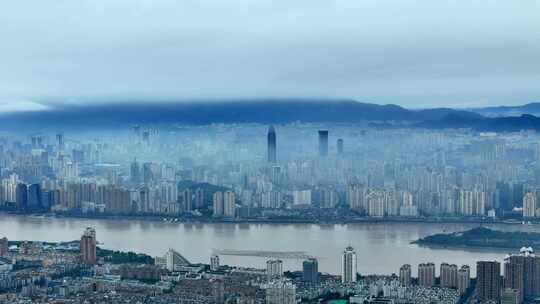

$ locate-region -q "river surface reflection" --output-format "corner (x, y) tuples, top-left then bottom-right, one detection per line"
(2, 214), (537, 275)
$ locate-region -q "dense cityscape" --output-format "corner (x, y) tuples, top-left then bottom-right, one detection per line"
(1, 124), (540, 303)
(1, 125), (540, 222)
(1, 0), (538, 302)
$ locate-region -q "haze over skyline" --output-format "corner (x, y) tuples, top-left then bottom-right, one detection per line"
(1, 0), (539, 112)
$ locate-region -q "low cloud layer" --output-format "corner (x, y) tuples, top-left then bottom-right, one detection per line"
(1, 0), (539, 111)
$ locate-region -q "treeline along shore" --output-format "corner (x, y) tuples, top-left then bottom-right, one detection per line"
(412, 227), (540, 249)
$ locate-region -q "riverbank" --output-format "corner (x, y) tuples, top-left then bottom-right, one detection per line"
(0, 210), (531, 226)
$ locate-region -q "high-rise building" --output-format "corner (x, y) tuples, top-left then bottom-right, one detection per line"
(347, 184), (366, 211)
(504, 247), (540, 300)
(337, 138), (344, 155)
(267, 259), (283, 280)
(342, 246), (357, 283)
(418, 263), (436, 287)
(440, 263), (458, 288)
(270, 166), (281, 185)
(318, 130), (329, 157)
(80, 227), (97, 264)
(180, 188), (192, 211)
(0, 237), (8, 256)
(195, 188), (205, 209)
(265, 279), (296, 304)
(457, 265), (471, 295)
(27, 184), (42, 211)
(213, 191), (224, 217)
(210, 254), (220, 271)
(367, 191), (385, 217)
(15, 183), (28, 211)
(130, 159), (140, 184)
(523, 192), (537, 218)
(399, 264), (412, 286)
(505, 255), (524, 303)
(223, 190), (236, 217)
(267, 126), (277, 163)
(477, 261), (501, 302)
(56, 133), (64, 151)
(302, 258), (319, 284)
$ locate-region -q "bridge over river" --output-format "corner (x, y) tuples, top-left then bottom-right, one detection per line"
(213, 249), (317, 260)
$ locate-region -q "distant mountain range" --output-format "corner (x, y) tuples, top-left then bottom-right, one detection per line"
(470, 102), (540, 117)
(0, 99), (539, 132)
(418, 113), (540, 132)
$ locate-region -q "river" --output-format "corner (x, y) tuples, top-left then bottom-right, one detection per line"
(1, 214), (538, 276)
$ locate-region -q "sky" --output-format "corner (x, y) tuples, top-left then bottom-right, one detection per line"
(1, 0), (539, 112)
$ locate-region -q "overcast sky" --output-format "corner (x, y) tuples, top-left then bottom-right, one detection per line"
(1, 0), (539, 112)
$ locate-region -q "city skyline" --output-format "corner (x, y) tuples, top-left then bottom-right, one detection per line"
(0, 1), (538, 302)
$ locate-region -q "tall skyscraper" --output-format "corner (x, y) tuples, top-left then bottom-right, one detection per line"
(56, 133), (64, 151)
(505, 255), (524, 303)
(0, 237), (8, 256)
(337, 138), (344, 155)
(142, 162), (154, 184)
(267, 259), (283, 280)
(271, 166), (281, 185)
(318, 130), (329, 157)
(440, 263), (458, 288)
(80, 227), (97, 264)
(504, 247), (540, 300)
(223, 190), (236, 217)
(302, 258), (319, 284)
(195, 188), (205, 209)
(267, 126), (277, 163)
(27, 184), (42, 211)
(213, 191), (224, 217)
(399, 264), (412, 286)
(15, 183), (28, 211)
(341, 246), (357, 283)
(130, 159), (140, 184)
(523, 192), (536, 218)
(418, 263), (436, 287)
(477, 261), (501, 302)
(180, 188), (192, 211)
(457, 265), (471, 295)
(210, 254), (220, 271)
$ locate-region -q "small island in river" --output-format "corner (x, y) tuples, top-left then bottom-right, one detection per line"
(412, 226), (540, 249)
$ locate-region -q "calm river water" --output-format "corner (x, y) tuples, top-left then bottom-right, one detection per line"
(1, 214), (538, 276)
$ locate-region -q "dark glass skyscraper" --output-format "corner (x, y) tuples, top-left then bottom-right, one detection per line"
(28, 184), (42, 211)
(267, 126), (277, 163)
(15, 183), (28, 211)
(318, 130), (328, 157)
